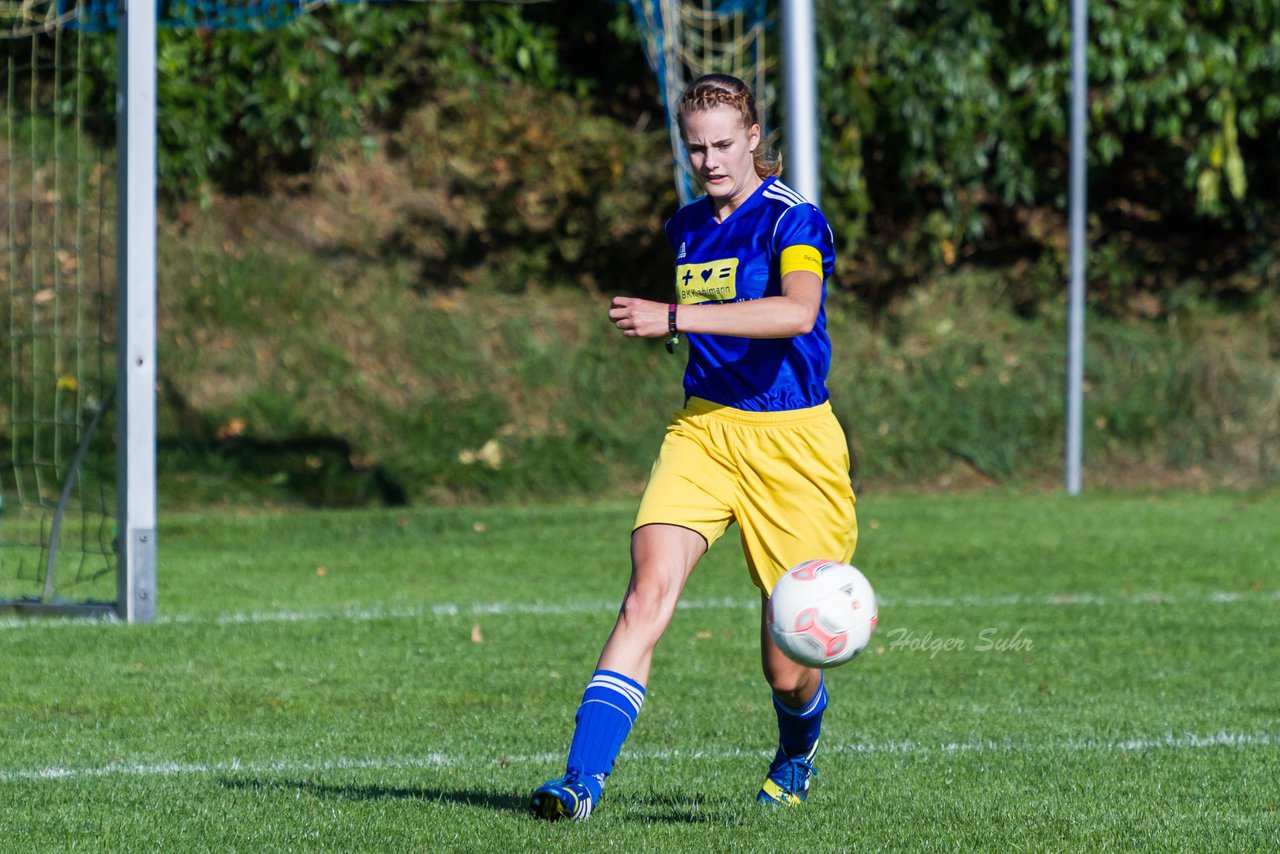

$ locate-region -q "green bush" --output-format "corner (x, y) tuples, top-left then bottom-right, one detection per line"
(818, 0), (1280, 304)
(387, 81), (673, 294)
(73, 2), (577, 198)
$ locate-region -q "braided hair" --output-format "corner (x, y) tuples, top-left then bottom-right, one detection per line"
(677, 73), (782, 179)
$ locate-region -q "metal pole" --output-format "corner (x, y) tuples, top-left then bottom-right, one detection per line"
(1065, 0), (1088, 496)
(781, 0), (820, 205)
(116, 0), (158, 622)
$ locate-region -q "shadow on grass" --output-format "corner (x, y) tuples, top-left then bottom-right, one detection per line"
(217, 777), (523, 813)
(217, 777), (738, 823)
(620, 790), (754, 824)
(618, 805), (741, 824)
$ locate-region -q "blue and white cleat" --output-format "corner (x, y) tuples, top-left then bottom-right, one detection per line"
(528, 774), (600, 821)
(756, 744), (819, 806)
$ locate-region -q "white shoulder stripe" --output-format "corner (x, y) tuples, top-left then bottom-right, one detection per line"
(770, 204), (835, 250)
(763, 180), (808, 207)
(764, 180), (829, 249)
(762, 185), (803, 206)
(762, 189), (799, 208)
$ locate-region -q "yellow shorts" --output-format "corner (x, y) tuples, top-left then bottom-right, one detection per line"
(634, 397), (858, 594)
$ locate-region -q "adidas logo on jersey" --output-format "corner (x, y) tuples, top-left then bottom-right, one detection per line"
(677, 241), (687, 260)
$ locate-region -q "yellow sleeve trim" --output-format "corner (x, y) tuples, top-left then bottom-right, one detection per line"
(780, 244), (825, 281)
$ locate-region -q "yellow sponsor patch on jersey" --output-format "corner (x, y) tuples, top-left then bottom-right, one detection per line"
(780, 244), (824, 281)
(676, 258), (739, 304)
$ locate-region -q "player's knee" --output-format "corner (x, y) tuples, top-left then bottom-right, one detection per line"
(765, 673), (805, 700)
(762, 661), (813, 701)
(618, 577), (679, 628)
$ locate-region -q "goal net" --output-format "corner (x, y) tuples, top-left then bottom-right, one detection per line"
(1, 1), (118, 616)
(1, 0), (316, 620)
(627, 0), (776, 204)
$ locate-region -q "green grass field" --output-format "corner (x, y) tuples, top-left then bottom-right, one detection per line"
(2, 491), (1278, 851)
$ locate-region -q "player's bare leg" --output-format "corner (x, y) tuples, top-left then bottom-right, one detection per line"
(595, 523), (707, 684)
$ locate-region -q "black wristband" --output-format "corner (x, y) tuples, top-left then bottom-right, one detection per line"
(665, 303), (679, 354)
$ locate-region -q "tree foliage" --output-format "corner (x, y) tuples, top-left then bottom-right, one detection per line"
(819, 0), (1280, 310)
(70, 2), (582, 196)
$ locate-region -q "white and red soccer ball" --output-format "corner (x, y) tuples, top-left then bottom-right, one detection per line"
(767, 560), (878, 668)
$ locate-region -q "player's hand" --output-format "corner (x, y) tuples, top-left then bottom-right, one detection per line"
(609, 296), (670, 339)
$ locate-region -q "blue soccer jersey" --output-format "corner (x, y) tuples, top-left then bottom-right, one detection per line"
(663, 176), (836, 412)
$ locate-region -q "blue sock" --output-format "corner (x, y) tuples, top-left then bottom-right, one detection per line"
(774, 675), (827, 758)
(565, 669), (646, 798)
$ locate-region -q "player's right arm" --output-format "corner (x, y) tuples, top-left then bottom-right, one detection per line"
(609, 274), (820, 340)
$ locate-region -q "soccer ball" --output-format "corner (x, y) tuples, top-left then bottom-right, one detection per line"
(767, 560), (878, 668)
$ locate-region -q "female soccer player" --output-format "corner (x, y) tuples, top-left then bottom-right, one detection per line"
(529, 73), (857, 821)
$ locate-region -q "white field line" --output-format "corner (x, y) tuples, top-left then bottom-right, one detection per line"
(2, 731), (1277, 784)
(3, 588), (1279, 631)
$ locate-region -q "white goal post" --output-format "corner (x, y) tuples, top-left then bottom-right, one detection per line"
(115, 0), (158, 622)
